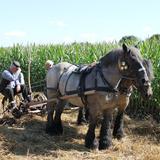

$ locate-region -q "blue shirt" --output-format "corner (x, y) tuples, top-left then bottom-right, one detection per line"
(1, 70), (20, 88)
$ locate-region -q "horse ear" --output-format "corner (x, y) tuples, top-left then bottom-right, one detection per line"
(134, 45), (138, 48)
(122, 44), (130, 58)
(122, 43), (128, 52)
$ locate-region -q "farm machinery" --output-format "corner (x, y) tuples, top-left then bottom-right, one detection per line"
(0, 92), (48, 119)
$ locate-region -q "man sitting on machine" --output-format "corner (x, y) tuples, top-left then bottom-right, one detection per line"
(0, 61), (30, 118)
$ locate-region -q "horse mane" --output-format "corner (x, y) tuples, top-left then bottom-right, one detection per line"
(129, 46), (144, 61)
(99, 48), (122, 67)
(143, 59), (154, 81)
(99, 46), (145, 68)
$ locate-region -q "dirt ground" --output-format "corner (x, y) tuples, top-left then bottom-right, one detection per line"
(0, 100), (159, 160)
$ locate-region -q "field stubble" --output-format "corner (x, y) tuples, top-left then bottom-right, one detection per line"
(0, 102), (159, 160)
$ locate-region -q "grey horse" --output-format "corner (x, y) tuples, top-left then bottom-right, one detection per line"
(45, 44), (153, 150)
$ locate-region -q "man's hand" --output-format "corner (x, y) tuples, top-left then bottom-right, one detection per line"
(16, 85), (21, 93)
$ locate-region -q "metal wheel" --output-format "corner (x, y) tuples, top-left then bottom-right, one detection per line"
(0, 94), (23, 117)
(28, 92), (47, 116)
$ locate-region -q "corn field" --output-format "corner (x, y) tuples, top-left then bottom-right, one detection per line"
(0, 40), (160, 120)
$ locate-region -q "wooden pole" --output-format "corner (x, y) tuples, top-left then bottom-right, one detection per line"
(28, 47), (32, 94)
(60, 90), (96, 99)
(27, 90), (96, 108)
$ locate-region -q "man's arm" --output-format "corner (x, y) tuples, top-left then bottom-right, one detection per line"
(1, 70), (15, 81)
(2, 70), (20, 86)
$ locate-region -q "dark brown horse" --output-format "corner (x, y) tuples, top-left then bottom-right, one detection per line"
(45, 44), (153, 150)
(112, 58), (154, 140)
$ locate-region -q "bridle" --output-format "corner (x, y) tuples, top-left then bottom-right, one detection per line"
(118, 58), (148, 81)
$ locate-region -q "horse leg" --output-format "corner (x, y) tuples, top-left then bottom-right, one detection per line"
(99, 110), (113, 150)
(52, 100), (66, 135)
(85, 113), (98, 149)
(77, 107), (88, 125)
(85, 107), (89, 121)
(113, 110), (125, 139)
(46, 100), (56, 135)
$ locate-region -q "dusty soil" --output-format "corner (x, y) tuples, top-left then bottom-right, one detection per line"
(0, 97), (159, 160)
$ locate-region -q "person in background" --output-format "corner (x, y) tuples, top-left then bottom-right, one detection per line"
(45, 60), (54, 71)
(44, 60), (54, 96)
(0, 61), (30, 118)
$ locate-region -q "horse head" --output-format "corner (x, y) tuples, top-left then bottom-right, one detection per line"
(118, 44), (154, 99)
(132, 59), (154, 99)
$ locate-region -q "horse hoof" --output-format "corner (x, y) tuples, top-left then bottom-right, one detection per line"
(113, 133), (125, 140)
(45, 127), (55, 136)
(46, 126), (63, 136)
(113, 131), (125, 140)
(99, 144), (111, 150)
(85, 139), (99, 150)
(99, 140), (112, 150)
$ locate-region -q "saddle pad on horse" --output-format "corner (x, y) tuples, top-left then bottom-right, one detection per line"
(47, 62), (116, 98)
(59, 65), (93, 96)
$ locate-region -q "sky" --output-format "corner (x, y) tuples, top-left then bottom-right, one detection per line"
(0, 0), (159, 47)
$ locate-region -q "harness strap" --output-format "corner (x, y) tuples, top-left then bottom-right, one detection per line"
(58, 65), (73, 96)
(77, 65), (94, 106)
(57, 63), (118, 105)
(96, 64), (117, 92)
